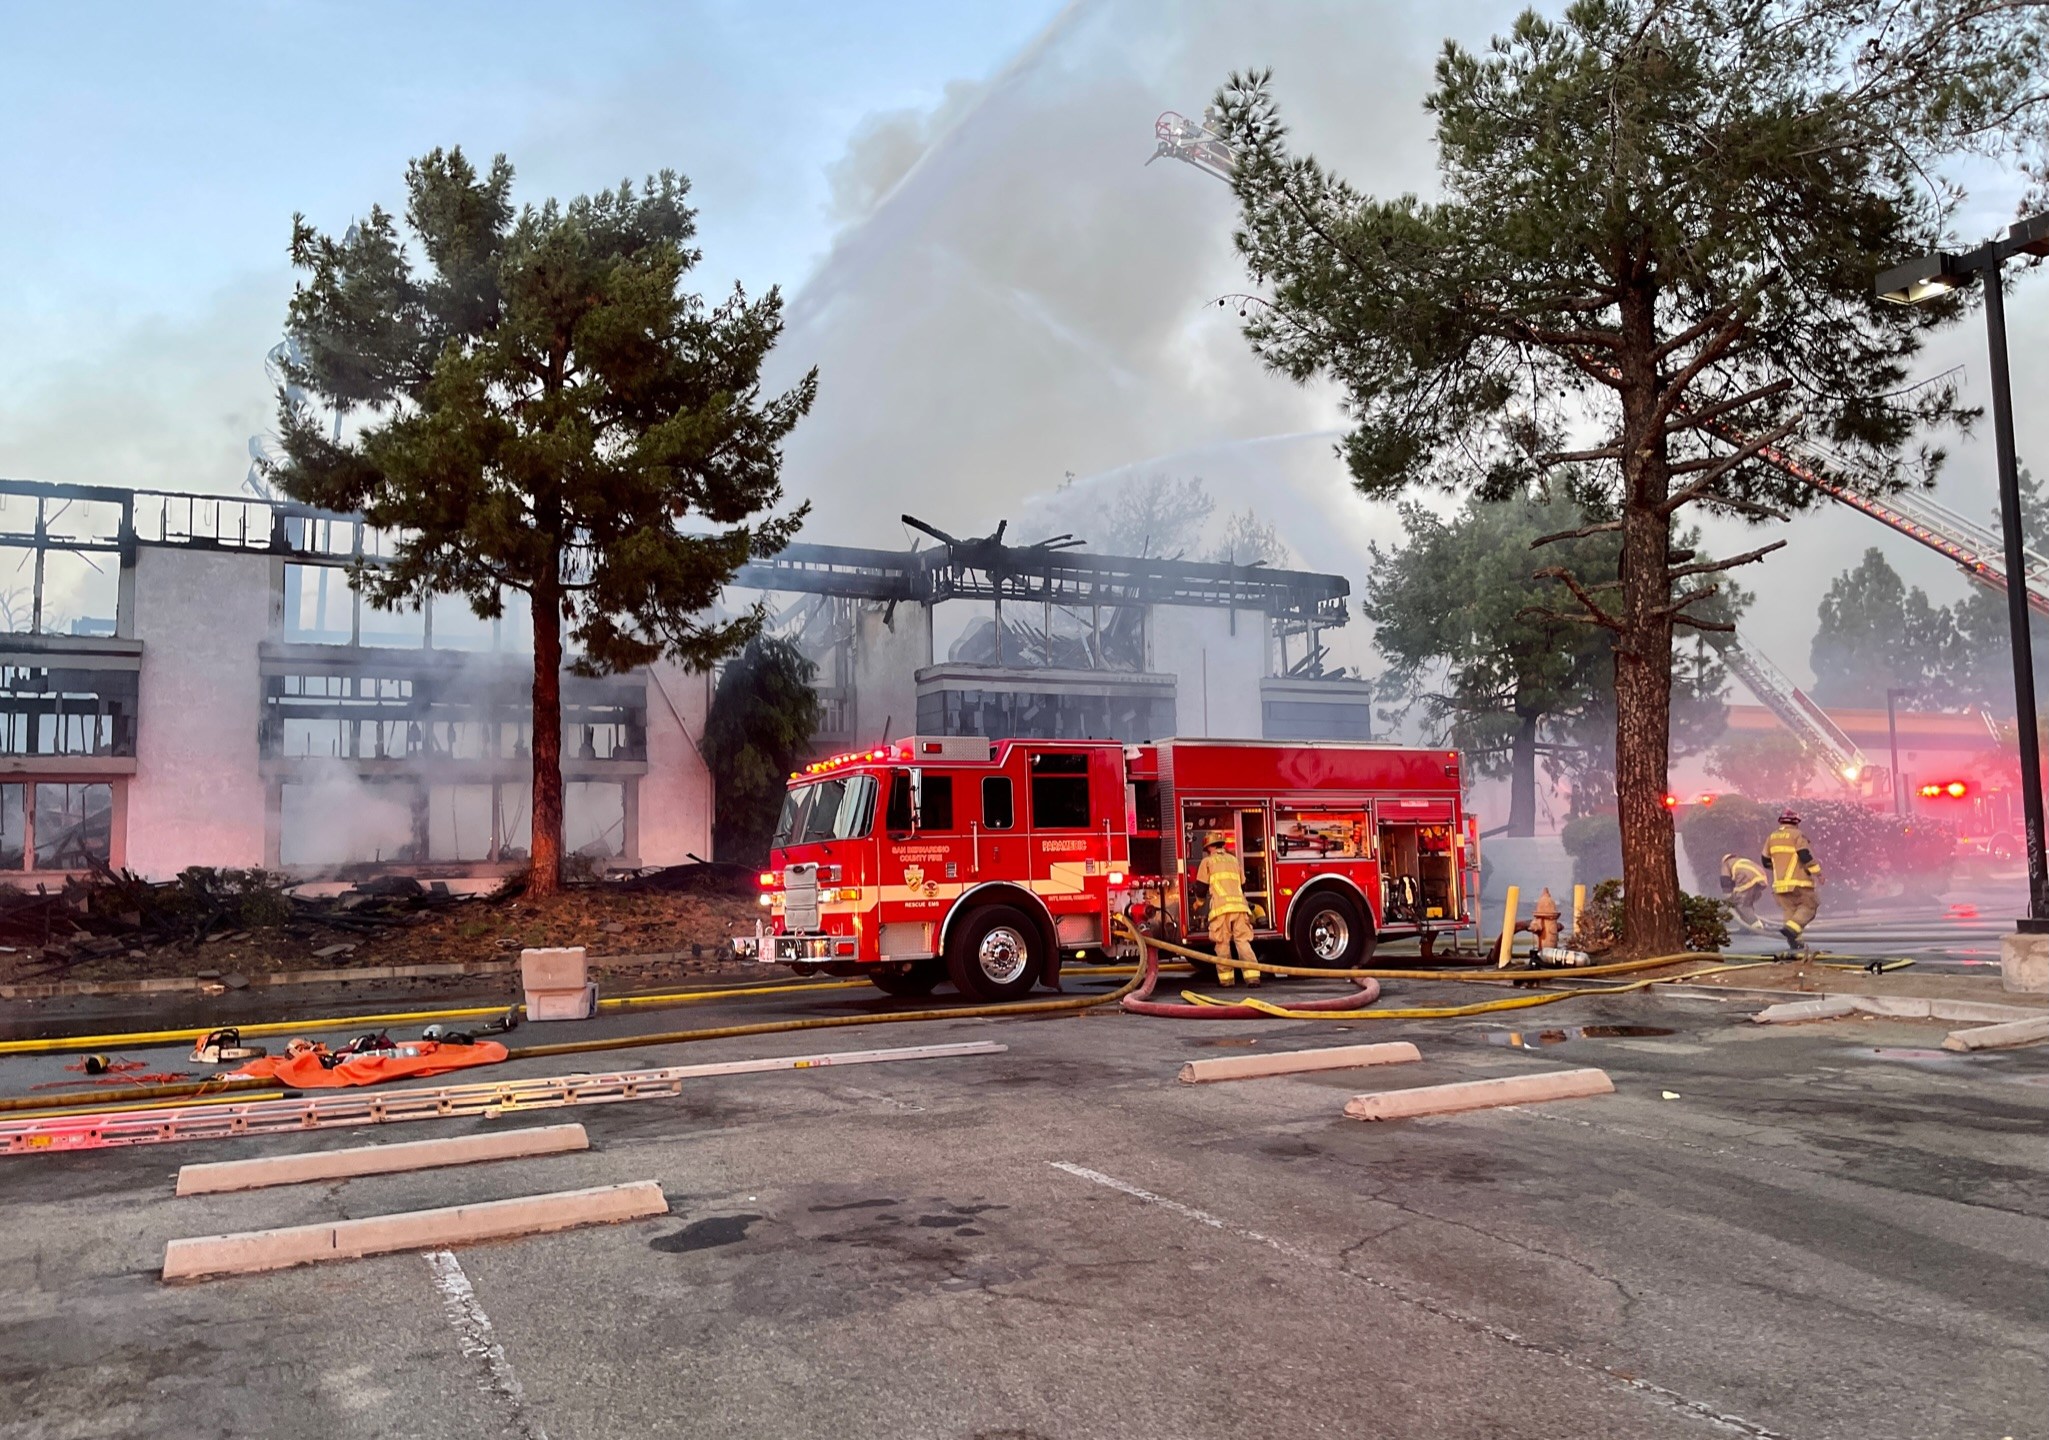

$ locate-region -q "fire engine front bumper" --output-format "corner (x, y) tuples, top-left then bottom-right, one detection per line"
(732, 924), (859, 963)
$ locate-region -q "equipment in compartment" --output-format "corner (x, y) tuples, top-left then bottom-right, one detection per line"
(1378, 815), (1457, 923)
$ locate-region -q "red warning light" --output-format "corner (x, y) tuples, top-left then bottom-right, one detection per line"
(1917, 780), (1971, 799)
(1696, 792), (1716, 807)
(1661, 793), (1680, 809)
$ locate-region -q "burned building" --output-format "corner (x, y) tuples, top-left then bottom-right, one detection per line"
(0, 478), (711, 884)
(0, 482), (1368, 886)
(734, 518), (1373, 755)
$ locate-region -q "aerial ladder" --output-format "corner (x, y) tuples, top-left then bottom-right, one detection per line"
(1706, 424), (2049, 616)
(1713, 634), (1869, 788)
(1149, 110), (1236, 183)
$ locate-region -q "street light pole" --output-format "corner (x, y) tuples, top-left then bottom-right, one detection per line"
(1980, 255), (2049, 926)
(1879, 211), (2049, 933)
(1885, 687), (1907, 818)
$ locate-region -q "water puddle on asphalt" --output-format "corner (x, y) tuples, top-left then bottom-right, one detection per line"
(1486, 1025), (1675, 1050)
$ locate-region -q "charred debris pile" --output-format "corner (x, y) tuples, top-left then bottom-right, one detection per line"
(0, 861), (761, 984)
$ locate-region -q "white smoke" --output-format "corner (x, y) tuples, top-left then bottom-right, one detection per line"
(278, 762), (416, 868)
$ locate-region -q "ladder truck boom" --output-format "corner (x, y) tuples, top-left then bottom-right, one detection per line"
(1149, 110), (1236, 183)
(1701, 420), (2049, 617)
(1713, 634), (1869, 789)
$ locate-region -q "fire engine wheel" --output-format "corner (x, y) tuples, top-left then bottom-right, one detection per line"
(1289, 890), (1373, 969)
(945, 905), (1044, 1002)
(868, 960), (946, 998)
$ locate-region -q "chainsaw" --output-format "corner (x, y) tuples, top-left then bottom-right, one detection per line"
(189, 1027), (268, 1065)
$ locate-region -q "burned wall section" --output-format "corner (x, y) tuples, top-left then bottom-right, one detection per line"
(258, 642), (650, 871)
(127, 545), (271, 875)
(0, 478), (717, 884)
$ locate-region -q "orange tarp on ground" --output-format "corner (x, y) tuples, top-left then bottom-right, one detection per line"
(229, 1041), (509, 1089)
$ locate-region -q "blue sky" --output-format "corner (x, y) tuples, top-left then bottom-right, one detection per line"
(0, 0), (1061, 376)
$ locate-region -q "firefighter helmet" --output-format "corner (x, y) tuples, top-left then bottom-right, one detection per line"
(1777, 809), (1801, 825)
(1203, 830), (1231, 850)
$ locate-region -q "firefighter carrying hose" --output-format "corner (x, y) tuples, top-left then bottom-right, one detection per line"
(1765, 809), (1823, 954)
(1192, 830), (1259, 987)
(1718, 852), (1771, 933)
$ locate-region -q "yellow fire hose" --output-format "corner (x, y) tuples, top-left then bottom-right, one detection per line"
(0, 916), (1808, 1118)
(0, 960), (1156, 1114)
(1118, 923), (1721, 985)
(0, 976), (875, 1059)
(1218, 963), (1773, 1019)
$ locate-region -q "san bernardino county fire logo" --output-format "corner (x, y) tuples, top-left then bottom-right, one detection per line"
(902, 864), (939, 898)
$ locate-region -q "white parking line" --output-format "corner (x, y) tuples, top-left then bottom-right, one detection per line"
(425, 1249), (550, 1440)
(1049, 1161), (1789, 1440)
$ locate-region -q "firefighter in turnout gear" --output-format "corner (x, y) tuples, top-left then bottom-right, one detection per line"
(1765, 810), (1822, 953)
(1194, 831), (1259, 987)
(1718, 853), (1771, 933)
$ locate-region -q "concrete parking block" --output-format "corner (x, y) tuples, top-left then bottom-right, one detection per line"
(1941, 1015), (2049, 1052)
(161, 1179), (666, 1281)
(1178, 1042), (1421, 1084)
(174, 1124), (590, 1196)
(1752, 996), (1860, 1024)
(1344, 1068), (1613, 1121)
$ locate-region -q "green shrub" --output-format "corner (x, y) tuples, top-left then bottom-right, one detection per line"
(1678, 796), (1772, 890)
(1579, 878), (1729, 953)
(1560, 814), (1622, 886)
(1785, 799), (1957, 900)
(1682, 795), (1959, 900)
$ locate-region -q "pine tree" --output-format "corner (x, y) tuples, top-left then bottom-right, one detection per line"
(700, 637), (823, 864)
(1948, 467), (2049, 712)
(272, 149), (816, 894)
(1211, 3), (2045, 952)
(1810, 549), (1958, 707)
(1365, 495), (1615, 837)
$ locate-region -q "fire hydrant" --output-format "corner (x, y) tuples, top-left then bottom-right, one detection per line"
(1529, 888), (1562, 951)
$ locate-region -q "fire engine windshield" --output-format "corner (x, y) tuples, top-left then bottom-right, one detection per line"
(773, 775), (878, 847)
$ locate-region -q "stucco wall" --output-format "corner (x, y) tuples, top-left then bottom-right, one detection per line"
(853, 601), (931, 745)
(637, 660), (714, 866)
(125, 548), (274, 877)
(1148, 605), (1266, 739)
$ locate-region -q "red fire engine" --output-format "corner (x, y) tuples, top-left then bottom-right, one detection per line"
(737, 736), (1476, 1001)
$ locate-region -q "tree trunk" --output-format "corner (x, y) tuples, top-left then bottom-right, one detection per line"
(528, 556), (565, 898)
(1612, 290), (1686, 956)
(1507, 705), (1540, 838)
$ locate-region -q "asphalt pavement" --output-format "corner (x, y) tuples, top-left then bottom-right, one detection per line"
(1, 961), (2045, 1440)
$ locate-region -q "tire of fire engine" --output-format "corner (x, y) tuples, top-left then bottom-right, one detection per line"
(1288, 889), (1373, 970)
(945, 905), (1045, 1002)
(868, 960), (946, 998)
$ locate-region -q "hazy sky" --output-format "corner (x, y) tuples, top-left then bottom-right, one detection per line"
(2, 0), (2045, 691)
(0, 0), (1055, 339)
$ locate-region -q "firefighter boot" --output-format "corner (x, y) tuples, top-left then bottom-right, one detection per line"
(1781, 924), (1807, 957)
(1215, 962), (1237, 987)
(1242, 956), (1261, 987)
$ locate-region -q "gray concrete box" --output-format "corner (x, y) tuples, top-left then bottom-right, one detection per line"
(2001, 931), (2049, 993)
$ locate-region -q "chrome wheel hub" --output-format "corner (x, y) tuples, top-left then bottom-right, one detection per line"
(976, 925), (1030, 984)
(1310, 910), (1350, 961)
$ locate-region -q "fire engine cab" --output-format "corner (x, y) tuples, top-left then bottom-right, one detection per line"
(736, 736), (1476, 1002)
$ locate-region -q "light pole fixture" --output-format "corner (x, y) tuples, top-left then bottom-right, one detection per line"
(1884, 687), (1912, 818)
(1879, 211), (2049, 930)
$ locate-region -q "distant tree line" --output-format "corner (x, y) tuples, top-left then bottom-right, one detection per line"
(1806, 469), (2048, 713)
